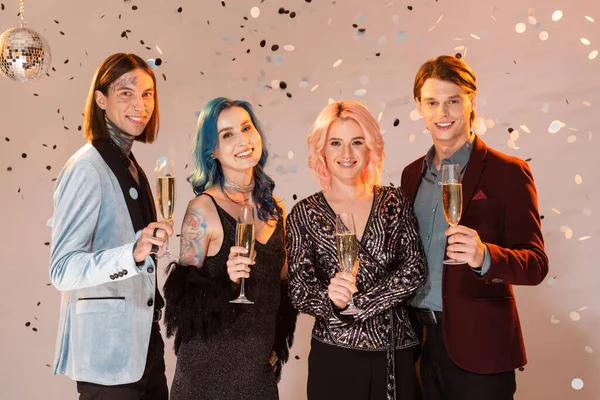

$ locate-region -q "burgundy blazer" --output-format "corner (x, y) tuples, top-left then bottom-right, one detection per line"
(401, 136), (549, 374)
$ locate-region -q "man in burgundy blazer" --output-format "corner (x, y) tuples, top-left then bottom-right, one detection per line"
(401, 55), (549, 400)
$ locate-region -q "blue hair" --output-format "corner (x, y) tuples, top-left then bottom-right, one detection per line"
(188, 97), (282, 222)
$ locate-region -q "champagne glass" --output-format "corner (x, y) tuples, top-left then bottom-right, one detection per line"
(442, 164), (464, 265)
(335, 212), (364, 315)
(156, 157), (176, 260)
(230, 205), (256, 304)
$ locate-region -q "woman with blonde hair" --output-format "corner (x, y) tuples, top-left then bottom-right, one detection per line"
(286, 100), (426, 400)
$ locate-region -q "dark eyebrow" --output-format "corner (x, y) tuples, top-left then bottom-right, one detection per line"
(218, 119), (251, 134)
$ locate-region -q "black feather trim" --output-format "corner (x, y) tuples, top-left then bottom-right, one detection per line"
(272, 280), (299, 382)
(163, 262), (243, 354)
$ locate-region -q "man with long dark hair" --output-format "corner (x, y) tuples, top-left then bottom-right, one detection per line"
(50, 53), (173, 400)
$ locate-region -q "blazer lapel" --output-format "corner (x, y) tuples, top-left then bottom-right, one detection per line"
(402, 156), (425, 203)
(461, 136), (487, 212)
(92, 139), (146, 232)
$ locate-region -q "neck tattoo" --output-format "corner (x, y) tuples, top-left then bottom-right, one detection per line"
(106, 115), (135, 157)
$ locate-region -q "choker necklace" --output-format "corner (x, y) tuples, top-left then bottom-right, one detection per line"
(223, 178), (255, 194)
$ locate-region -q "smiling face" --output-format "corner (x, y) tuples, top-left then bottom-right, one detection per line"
(417, 78), (476, 148)
(94, 68), (155, 137)
(324, 118), (369, 185)
(213, 106), (263, 178)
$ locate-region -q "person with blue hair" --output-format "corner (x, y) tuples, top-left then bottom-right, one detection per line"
(163, 97), (297, 400)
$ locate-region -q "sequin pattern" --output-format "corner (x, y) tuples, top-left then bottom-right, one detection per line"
(286, 186), (427, 351)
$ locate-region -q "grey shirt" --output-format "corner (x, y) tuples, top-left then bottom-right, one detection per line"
(410, 135), (490, 311)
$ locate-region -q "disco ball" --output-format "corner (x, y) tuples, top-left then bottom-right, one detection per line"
(0, 27), (51, 83)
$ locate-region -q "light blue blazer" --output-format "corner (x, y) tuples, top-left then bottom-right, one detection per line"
(50, 143), (157, 385)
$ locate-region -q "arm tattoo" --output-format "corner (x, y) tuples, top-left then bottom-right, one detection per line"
(179, 207), (208, 267)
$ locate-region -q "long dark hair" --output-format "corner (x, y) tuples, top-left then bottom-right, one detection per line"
(83, 53), (160, 143)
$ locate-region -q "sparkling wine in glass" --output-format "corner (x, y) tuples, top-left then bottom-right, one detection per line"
(335, 212), (364, 315)
(442, 164), (464, 265)
(156, 157), (176, 260)
(230, 206), (255, 305)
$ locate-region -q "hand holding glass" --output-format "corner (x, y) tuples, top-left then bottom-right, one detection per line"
(442, 164), (464, 265)
(156, 157), (176, 260)
(335, 212), (364, 315)
(230, 206), (256, 304)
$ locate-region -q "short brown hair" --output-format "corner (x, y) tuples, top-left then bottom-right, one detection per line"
(83, 53), (160, 143)
(414, 55), (477, 126)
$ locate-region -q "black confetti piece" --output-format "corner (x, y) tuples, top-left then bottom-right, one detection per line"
(525, 158), (532, 162)
(518, 367), (525, 372)
(375, 52), (381, 57)
(33, 93), (39, 96)
(121, 31), (128, 38)
(295, 355), (300, 359)
(389, 182), (395, 187)
(46, 365), (51, 368)
(260, 39), (266, 47)
(185, 164), (188, 168)
(271, 44), (279, 51)
(53, 145), (57, 149)
(292, 194), (297, 200)
(540, 215), (545, 220)
(64, 126), (69, 130)
(59, 31), (65, 35)
(0, 3), (4, 11)
(37, 302), (41, 306)
(54, 20), (59, 24)
(21, 153), (27, 158)
(25, 322), (31, 327)
(5, 137), (9, 141)
(407, 5), (413, 10)
(358, 28), (366, 33)
(155, 58), (162, 66)
(393, 119), (400, 127)
(64, 59), (69, 64)
(278, 7), (285, 14)
(241, 37), (245, 42)
(565, 98), (569, 105)
(221, 1), (225, 6)
(246, 49), (251, 53)
(162, 73), (167, 81)
(140, 40), (145, 45)
(279, 81), (287, 89)
(508, 127), (514, 133)
(455, 53), (462, 59)
(32, 328), (38, 332)
(177, 7), (182, 12)
(132, 5), (138, 10)
(352, 24), (358, 28)
(46, 165), (52, 171)
(78, 126), (82, 131)
(44, 242), (50, 246)
(42, 144), (48, 147)
(7, 167), (12, 172)
(290, 11), (296, 18)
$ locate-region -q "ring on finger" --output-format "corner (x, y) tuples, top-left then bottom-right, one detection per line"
(152, 227), (159, 237)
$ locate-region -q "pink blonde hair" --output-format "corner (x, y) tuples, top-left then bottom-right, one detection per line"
(307, 100), (385, 190)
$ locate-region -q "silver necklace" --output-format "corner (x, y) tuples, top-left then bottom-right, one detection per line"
(223, 177), (255, 194)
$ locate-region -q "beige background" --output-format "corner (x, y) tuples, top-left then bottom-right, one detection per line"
(1, 0), (599, 398)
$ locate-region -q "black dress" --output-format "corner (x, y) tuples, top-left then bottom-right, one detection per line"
(163, 194), (297, 400)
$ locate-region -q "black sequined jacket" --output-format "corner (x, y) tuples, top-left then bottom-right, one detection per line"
(286, 186), (427, 351)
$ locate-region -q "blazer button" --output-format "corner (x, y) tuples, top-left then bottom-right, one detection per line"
(147, 267), (154, 274)
(110, 274), (116, 280)
(147, 299), (154, 307)
(491, 277), (504, 284)
(118, 271), (124, 278)
(122, 269), (128, 275)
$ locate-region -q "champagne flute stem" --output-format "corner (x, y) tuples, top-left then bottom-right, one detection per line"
(239, 278), (247, 298)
